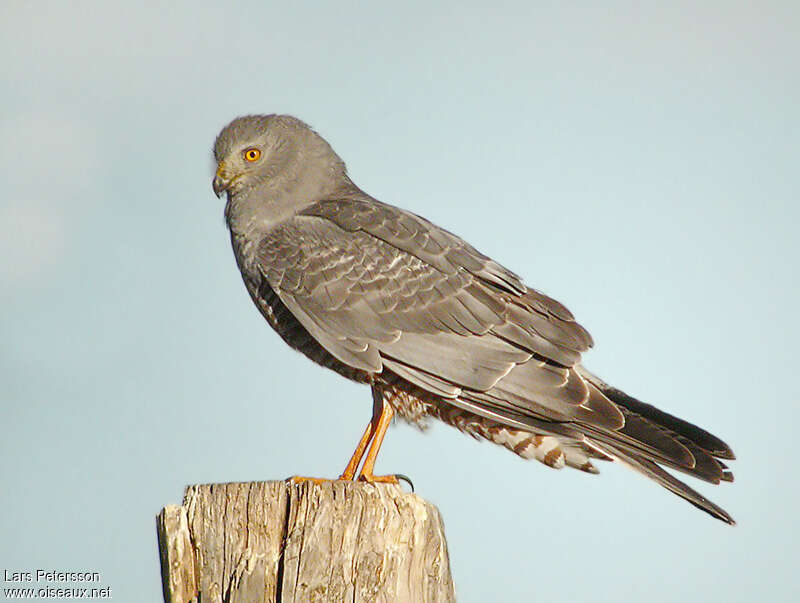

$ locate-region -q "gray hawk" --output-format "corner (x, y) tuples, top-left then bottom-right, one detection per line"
(212, 114), (735, 524)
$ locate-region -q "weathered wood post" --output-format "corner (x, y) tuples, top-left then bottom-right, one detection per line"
(156, 481), (455, 602)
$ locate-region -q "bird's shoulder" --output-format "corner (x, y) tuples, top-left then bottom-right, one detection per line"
(299, 194), (581, 323)
(250, 192), (597, 396)
(297, 193), (528, 296)
(255, 209), (479, 319)
(255, 192), (586, 335)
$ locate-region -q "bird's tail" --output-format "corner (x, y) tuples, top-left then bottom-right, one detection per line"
(577, 367), (736, 524)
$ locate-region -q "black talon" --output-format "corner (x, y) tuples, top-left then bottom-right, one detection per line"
(395, 473), (414, 492)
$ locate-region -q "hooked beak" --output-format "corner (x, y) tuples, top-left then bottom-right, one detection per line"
(212, 166), (231, 198)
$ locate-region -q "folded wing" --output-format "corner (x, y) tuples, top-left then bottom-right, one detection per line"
(256, 194), (734, 522)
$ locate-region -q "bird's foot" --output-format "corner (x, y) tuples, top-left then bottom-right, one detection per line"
(357, 472), (415, 491)
(286, 473), (414, 491)
(286, 475), (336, 486)
(358, 473), (398, 485)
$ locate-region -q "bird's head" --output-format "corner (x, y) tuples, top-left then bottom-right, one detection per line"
(212, 114), (347, 204)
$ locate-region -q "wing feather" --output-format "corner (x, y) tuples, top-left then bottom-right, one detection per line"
(258, 208), (598, 425)
(251, 197), (734, 521)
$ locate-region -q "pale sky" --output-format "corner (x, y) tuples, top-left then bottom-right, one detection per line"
(2, 2), (798, 601)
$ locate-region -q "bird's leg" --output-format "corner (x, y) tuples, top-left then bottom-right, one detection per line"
(357, 398), (398, 484)
(288, 422), (373, 485)
(339, 417), (377, 480)
(290, 388), (401, 485)
(339, 386), (384, 480)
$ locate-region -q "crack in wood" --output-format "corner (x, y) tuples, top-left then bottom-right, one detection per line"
(157, 481), (454, 602)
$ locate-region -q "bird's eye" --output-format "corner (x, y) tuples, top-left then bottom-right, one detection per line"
(243, 148), (261, 162)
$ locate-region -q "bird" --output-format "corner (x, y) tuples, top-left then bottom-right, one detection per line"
(212, 114), (735, 524)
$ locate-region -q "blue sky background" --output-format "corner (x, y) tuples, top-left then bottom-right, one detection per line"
(1, 2), (798, 601)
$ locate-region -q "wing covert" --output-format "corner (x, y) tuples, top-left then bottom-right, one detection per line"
(257, 207), (605, 425)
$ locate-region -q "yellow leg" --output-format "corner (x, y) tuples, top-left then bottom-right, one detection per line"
(339, 419), (376, 480)
(357, 401), (397, 484)
(289, 388), (399, 485)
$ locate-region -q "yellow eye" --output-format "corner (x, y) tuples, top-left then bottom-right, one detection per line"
(243, 148), (261, 162)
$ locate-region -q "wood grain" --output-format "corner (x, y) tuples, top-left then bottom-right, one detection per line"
(157, 481), (455, 602)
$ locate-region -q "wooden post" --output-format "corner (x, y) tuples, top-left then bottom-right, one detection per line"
(156, 481), (455, 602)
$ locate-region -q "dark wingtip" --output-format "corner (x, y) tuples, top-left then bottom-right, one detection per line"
(692, 494), (736, 525)
(600, 385), (736, 462)
(662, 474), (737, 525)
(717, 509), (736, 526)
(670, 475), (737, 525)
